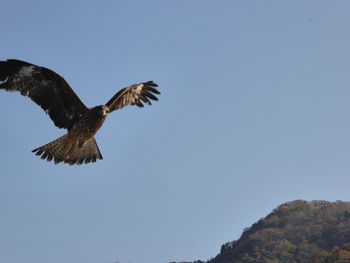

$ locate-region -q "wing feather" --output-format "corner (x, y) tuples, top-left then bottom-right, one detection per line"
(106, 81), (160, 112)
(0, 59), (88, 130)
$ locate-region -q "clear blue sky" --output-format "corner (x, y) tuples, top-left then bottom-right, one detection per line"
(1, 1), (350, 263)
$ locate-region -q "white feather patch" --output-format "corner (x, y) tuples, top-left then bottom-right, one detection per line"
(136, 84), (144, 93)
(18, 65), (35, 77)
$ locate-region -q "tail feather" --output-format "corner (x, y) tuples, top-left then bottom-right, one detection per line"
(32, 135), (103, 165)
(63, 137), (103, 165)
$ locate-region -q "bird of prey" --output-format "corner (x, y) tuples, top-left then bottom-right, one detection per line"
(0, 59), (160, 165)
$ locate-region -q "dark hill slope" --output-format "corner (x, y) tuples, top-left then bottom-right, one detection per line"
(173, 200), (350, 263)
(212, 200), (350, 263)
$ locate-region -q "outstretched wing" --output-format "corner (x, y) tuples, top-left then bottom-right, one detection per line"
(0, 59), (88, 130)
(106, 81), (160, 112)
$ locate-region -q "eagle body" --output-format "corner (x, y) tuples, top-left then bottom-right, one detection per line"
(0, 59), (160, 165)
(68, 105), (109, 144)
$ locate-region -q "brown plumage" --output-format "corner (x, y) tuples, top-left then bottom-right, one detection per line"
(0, 59), (160, 165)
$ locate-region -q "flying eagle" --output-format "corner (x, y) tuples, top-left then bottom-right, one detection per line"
(0, 59), (160, 165)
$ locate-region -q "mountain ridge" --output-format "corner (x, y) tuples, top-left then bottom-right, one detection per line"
(171, 200), (350, 263)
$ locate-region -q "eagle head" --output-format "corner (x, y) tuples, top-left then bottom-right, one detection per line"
(100, 105), (110, 116)
(93, 105), (110, 116)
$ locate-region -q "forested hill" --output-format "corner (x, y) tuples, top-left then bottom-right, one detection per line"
(172, 200), (350, 263)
